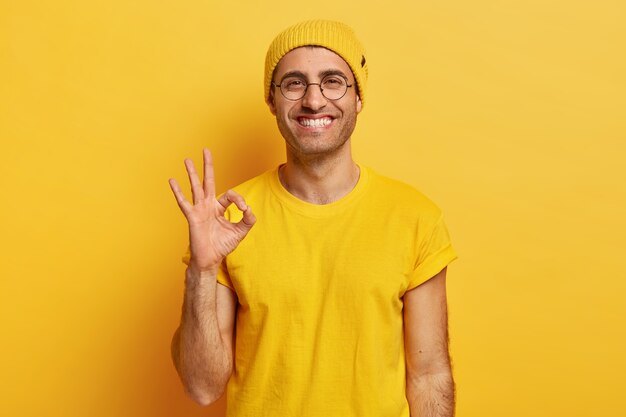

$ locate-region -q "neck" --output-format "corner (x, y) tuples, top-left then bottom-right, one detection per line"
(279, 147), (360, 205)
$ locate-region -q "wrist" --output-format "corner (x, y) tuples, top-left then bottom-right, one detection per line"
(185, 263), (219, 285)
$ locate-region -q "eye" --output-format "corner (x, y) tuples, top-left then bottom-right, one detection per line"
(283, 78), (306, 91)
(322, 76), (346, 89)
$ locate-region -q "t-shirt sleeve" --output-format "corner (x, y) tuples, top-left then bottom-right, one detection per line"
(216, 259), (235, 290)
(406, 213), (458, 291)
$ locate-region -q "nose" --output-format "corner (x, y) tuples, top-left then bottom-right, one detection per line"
(301, 83), (327, 111)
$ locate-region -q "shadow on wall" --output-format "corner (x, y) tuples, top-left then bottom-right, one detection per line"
(139, 101), (281, 417)
(211, 98), (284, 193)
(219, 122), (284, 192)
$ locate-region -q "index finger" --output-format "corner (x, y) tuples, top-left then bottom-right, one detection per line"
(203, 148), (216, 199)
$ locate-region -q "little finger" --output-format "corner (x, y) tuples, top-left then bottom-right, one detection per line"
(168, 178), (193, 215)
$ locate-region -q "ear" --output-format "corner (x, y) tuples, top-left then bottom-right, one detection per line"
(266, 91), (277, 116)
(356, 94), (362, 114)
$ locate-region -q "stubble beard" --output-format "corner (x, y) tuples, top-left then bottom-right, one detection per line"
(277, 110), (358, 161)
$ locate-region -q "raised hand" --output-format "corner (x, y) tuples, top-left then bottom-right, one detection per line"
(169, 148), (256, 273)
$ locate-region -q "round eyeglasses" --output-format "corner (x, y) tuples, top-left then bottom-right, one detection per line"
(272, 74), (353, 101)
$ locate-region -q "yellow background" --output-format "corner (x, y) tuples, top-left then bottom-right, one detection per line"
(1, 1), (624, 416)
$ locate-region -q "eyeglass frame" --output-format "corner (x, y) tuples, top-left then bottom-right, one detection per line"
(271, 73), (354, 101)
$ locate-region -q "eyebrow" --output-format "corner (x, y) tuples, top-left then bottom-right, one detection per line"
(279, 69), (351, 82)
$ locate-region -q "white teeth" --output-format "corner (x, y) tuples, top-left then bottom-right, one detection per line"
(299, 117), (332, 127)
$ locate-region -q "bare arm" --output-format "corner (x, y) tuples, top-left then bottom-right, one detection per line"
(171, 272), (237, 405)
(403, 267), (455, 417)
(168, 149), (255, 405)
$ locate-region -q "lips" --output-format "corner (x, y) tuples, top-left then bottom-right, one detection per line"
(297, 116), (333, 128)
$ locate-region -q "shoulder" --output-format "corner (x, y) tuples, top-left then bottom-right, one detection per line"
(363, 166), (443, 220)
(227, 169), (274, 194)
(220, 168), (276, 219)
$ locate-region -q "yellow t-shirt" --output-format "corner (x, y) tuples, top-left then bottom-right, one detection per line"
(185, 165), (457, 417)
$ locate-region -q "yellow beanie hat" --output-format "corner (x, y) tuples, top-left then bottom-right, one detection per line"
(264, 20), (368, 107)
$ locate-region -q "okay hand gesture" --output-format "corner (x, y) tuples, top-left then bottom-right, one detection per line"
(169, 148), (256, 273)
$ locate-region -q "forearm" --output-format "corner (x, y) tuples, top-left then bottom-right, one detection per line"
(172, 266), (232, 405)
(406, 368), (455, 417)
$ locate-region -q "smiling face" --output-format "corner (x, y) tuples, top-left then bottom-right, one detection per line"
(267, 46), (362, 160)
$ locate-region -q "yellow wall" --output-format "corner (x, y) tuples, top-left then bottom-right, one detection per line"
(1, 1), (624, 416)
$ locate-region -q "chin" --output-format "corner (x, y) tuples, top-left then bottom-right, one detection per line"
(289, 137), (351, 158)
(278, 120), (355, 158)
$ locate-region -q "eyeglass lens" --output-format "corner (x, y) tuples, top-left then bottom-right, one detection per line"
(278, 75), (350, 100)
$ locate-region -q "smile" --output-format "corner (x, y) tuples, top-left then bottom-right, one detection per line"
(297, 117), (333, 128)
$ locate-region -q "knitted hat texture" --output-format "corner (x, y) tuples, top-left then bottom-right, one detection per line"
(264, 20), (368, 107)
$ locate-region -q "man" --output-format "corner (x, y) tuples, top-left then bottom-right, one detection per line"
(169, 20), (457, 417)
